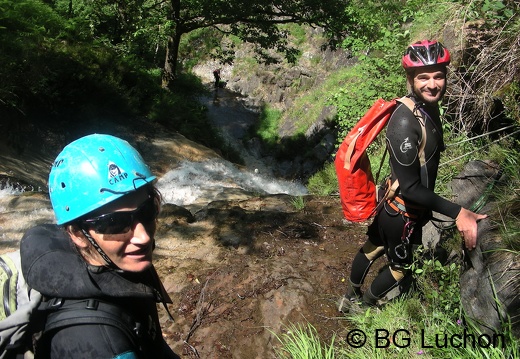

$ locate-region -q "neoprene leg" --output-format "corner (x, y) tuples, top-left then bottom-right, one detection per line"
(364, 266), (406, 305)
(349, 241), (385, 287)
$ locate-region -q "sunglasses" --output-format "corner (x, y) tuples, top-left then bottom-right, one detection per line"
(81, 197), (157, 234)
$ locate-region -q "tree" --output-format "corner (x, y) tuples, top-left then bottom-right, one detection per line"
(160, 0), (348, 87)
(48, 0), (351, 87)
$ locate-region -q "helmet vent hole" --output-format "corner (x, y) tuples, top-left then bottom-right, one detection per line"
(65, 206), (70, 212)
(99, 147), (105, 152)
(60, 182), (66, 188)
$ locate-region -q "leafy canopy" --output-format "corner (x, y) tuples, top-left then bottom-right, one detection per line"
(47, 0), (350, 84)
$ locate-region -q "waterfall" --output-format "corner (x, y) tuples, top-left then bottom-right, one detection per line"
(156, 159), (308, 206)
(1, 88), (309, 212)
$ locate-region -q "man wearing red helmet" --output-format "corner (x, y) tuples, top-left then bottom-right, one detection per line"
(338, 40), (487, 311)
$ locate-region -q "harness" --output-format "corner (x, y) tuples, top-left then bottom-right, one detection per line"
(381, 100), (428, 261)
(386, 193), (425, 220)
(373, 99), (428, 219)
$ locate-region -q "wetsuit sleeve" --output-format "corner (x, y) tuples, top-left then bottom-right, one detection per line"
(386, 105), (461, 219)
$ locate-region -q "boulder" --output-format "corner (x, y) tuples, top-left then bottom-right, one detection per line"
(421, 160), (519, 338)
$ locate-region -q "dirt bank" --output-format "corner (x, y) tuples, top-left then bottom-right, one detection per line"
(153, 195), (378, 358)
(0, 120), (376, 358)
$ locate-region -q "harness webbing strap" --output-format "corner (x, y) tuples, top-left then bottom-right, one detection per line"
(41, 298), (141, 347)
(387, 195), (424, 219)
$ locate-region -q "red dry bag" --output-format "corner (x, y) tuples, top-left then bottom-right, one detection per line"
(334, 98), (398, 222)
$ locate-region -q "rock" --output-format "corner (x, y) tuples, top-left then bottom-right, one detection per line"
(419, 160), (519, 338)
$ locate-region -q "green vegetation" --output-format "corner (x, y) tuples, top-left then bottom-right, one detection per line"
(290, 196), (306, 211)
(275, 245), (519, 358)
(1, 0), (519, 356)
(254, 106), (283, 146)
(0, 0), (245, 162)
(272, 323), (337, 359)
(271, 0), (520, 357)
(307, 164), (338, 196)
(299, 0), (520, 197)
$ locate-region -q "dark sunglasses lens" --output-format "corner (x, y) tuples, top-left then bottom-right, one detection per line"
(92, 213), (133, 234)
(137, 199), (157, 223)
(86, 198), (157, 234)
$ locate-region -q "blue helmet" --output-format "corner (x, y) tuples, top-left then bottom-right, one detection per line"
(49, 134), (156, 225)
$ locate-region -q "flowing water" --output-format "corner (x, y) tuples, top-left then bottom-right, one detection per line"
(156, 158), (307, 207)
(153, 86), (308, 206)
(1, 87), (307, 245)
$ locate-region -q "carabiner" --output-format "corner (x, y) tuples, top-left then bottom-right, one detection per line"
(401, 220), (415, 241)
(395, 243), (408, 259)
(395, 220), (415, 260)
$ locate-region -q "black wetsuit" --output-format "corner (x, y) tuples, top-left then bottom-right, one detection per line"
(374, 95), (461, 260)
(349, 94), (462, 301)
(20, 224), (180, 359)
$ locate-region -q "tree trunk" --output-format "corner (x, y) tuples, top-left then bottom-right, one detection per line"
(162, 35), (176, 88)
(162, 0), (182, 89)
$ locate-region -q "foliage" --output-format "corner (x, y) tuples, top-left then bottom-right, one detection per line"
(290, 196), (306, 211)
(328, 0), (421, 142)
(281, 67), (353, 139)
(319, 0), (520, 194)
(411, 253), (462, 315)
(307, 163), (338, 196)
(272, 323), (336, 359)
(276, 238), (517, 358)
(0, 0), (242, 163)
(488, 143), (520, 253)
(498, 81), (520, 123)
(179, 27), (225, 70)
(333, 253), (516, 358)
(443, 1), (520, 133)
(253, 105), (282, 146)
(61, 0), (351, 84)
(463, 0), (517, 27)
(248, 104), (325, 164)
(275, 298), (518, 358)
(48, 0), (171, 65)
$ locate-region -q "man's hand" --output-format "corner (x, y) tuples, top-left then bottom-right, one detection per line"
(456, 207), (488, 250)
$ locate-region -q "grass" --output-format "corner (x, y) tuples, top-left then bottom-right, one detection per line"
(281, 68), (361, 139)
(307, 163), (339, 196)
(255, 106), (283, 145)
(290, 196), (306, 211)
(272, 323), (337, 359)
(275, 254), (519, 358)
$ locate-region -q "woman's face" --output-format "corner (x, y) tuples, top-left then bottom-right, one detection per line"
(80, 187), (157, 272)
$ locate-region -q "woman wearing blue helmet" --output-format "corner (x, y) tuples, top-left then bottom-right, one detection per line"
(20, 134), (180, 358)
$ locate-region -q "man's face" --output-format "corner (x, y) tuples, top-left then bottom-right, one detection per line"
(410, 65), (447, 105)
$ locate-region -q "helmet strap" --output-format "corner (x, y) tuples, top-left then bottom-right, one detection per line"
(81, 229), (121, 271)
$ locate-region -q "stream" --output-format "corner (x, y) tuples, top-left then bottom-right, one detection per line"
(1, 87), (307, 209)
(156, 87), (308, 206)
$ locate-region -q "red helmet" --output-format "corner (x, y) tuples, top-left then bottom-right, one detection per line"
(402, 40), (451, 69)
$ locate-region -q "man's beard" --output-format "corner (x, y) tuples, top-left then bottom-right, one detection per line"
(412, 85), (446, 105)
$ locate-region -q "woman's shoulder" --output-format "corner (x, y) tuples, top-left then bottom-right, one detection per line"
(20, 224), (97, 297)
(20, 224), (73, 267)
(21, 224), (70, 248)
